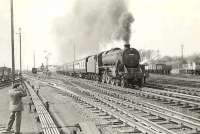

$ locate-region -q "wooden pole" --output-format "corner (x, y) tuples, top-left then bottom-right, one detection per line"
(10, 0), (15, 85)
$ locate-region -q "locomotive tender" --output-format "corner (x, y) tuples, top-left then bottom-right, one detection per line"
(57, 44), (144, 87)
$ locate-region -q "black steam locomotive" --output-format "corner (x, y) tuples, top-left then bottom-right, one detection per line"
(57, 44), (144, 87)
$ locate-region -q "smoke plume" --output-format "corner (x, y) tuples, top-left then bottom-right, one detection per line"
(113, 12), (134, 43)
(53, 0), (128, 63)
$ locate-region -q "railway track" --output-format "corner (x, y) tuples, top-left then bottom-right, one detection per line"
(141, 87), (200, 107)
(32, 75), (200, 134)
(0, 78), (21, 89)
(69, 76), (200, 115)
(145, 82), (200, 96)
(25, 80), (60, 134)
(71, 79), (200, 119)
(150, 74), (200, 83)
(147, 76), (200, 88)
(48, 82), (157, 134)
(43, 75), (200, 115)
(0, 81), (12, 89)
(77, 78), (200, 114)
(28, 76), (163, 133)
(38, 75), (200, 116)
(27, 74), (200, 133)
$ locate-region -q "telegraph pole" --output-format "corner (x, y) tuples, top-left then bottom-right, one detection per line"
(16, 27), (22, 80)
(157, 49), (160, 59)
(45, 56), (48, 70)
(180, 44), (184, 68)
(44, 51), (51, 71)
(10, 0), (15, 84)
(181, 44), (184, 60)
(73, 44), (76, 61)
(33, 51), (36, 68)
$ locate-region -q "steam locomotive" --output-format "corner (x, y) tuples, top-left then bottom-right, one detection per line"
(57, 44), (145, 87)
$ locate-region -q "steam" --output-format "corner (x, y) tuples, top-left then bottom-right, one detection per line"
(113, 12), (134, 44)
(99, 12), (134, 51)
(99, 40), (124, 52)
(53, 0), (128, 63)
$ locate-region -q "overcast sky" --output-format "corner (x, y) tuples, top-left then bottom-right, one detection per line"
(0, 0), (200, 69)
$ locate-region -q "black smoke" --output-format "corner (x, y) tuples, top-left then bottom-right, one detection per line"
(53, 0), (128, 63)
(113, 12), (134, 43)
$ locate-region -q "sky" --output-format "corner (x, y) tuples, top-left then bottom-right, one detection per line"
(0, 0), (200, 69)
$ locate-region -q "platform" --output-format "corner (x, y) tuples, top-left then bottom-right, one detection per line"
(0, 86), (40, 134)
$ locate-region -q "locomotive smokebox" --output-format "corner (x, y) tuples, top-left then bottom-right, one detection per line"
(124, 44), (130, 49)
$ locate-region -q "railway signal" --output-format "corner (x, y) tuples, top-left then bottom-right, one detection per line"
(181, 44), (184, 60)
(16, 27), (22, 82)
(32, 51), (37, 74)
(44, 51), (51, 71)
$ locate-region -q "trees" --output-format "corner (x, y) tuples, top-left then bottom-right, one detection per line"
(139, 49), (158, 62)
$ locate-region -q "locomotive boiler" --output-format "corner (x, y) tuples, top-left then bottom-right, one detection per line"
(99, 44), (144, 87)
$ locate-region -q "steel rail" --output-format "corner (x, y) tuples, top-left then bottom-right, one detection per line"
(25, 81), (60, 134)
(47, 79), (187, 134)
(145, 82), (200, 96)
(142, 87), (200, 102)
(78, 78), (200, 107)
(71, 77), (200, 124)
(69, 80), (200, 130)
(27, 75), (200, 134)
(50, 84), (160, 134)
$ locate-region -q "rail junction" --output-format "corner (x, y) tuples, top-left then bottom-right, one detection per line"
(1, 1), (200, 134)
(23, 74), (200, 134)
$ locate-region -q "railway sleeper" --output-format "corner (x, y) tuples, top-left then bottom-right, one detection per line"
(188, 107), (200, 111)
(91, 81), (200, 126)
(97, 112), (108, 116)
(117, 127), (141, 133)
(147, 116), (164, 122)
(184, 129), (200, 134)
(49, 78), (200, 133)
(181, 103), (193, 108)
(74, 93), (177, 133)
(168, 124), (191, 131)
(100, 116), (114, 120)
(110, 123), (127, 128)
(76, 78), (200, 118)
(92, 86), (200, 131)
(78, 78), (200, 115)
(64, 91), (162, 133)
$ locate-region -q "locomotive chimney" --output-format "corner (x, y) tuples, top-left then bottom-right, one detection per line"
(124, 43), (130, 49)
